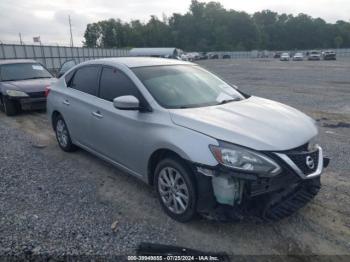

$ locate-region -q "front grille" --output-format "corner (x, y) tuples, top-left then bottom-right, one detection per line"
(287, 150), (319, 175)
(29, 91), (45, 98)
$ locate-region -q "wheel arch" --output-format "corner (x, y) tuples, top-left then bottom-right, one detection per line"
(51, 110), (61, 130)
(147, 148), (191, 186)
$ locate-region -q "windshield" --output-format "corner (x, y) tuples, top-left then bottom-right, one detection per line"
(132, 65), (244, 109)
(0, 63), (53, 81)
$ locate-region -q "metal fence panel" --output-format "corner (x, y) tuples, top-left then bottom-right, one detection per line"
(3, 45), (16, 58)
(33, 46), (42, 57)
(14, 45), (25, 58)
(0, 46), (4, 59)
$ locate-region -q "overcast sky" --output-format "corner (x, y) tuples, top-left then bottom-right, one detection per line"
(1, 0), (349, 46)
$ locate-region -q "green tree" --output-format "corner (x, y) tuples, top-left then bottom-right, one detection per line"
(83, 0), (350, 51)
(334, 36), (344, 48)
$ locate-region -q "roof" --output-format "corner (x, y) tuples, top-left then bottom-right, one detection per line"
(0, 59), (37, 65)
(129, 47), (179, 57)
(85, 57), (194, 68)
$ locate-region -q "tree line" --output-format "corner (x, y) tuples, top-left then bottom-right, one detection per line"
(83, 0), (350, 51)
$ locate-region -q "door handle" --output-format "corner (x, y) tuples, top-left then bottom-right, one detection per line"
(92, 111), (103, 119)
(62, 99), (70, 106)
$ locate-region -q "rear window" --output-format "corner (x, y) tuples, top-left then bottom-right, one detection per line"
(70, 66), (100, 96)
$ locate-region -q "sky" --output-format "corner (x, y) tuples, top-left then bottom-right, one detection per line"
(0, 0), (349, 46)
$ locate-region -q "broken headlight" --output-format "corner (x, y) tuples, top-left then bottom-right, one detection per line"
(210, 144), (281, 176)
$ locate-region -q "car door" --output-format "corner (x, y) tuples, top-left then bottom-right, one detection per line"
(90, 66), (151, 174)
(61, 65), (101, 148)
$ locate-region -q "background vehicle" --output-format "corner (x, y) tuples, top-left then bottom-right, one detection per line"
(198, 52), (208, 60)
(208, 53), (219, 59)
(186, 52), (200, 61)
(0, 59), (56, 116)
(48, 57), (328, 222)
(222, 54), (231, 59)
(129, 47), (184, 60)
(308, 51), (321, 60)
(322, 50), (336, 60)
(273, 52), (282, 58)
(280, 52), (290, 61)
(293, 52), (304, 61)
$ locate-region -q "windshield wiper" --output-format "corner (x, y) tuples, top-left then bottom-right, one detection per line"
(1, 79), (19, 82)
(217, 98), (240, 105)
(23, 76), (52, 80)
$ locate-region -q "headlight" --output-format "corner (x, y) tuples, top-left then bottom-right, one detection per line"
(210, 143), (281, 176)
(6, 90), (29, 97)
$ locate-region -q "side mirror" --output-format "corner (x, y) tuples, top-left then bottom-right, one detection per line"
(113, 95), (140, 110)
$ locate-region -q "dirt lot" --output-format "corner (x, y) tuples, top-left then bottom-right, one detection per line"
(0, 58), (350, 259)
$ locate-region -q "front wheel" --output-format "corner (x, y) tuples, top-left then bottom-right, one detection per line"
(54, 115), (77, 152)
(155, 157), (197, 222)
(2, 96), (19, 116)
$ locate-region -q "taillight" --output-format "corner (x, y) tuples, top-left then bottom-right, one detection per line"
(44, 86), (51, 97)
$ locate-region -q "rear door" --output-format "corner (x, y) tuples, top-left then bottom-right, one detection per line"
(61, 65), (101, 147)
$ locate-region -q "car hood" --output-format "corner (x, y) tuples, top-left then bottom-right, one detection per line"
(169, 96), (318, 151)
(1, 78), (56, 93)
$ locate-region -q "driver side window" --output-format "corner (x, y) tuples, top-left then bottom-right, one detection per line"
(99, 67), (142, 102)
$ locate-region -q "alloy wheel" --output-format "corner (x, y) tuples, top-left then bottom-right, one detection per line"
(56, 119), (68, 148)
(158, 167), (190, 214)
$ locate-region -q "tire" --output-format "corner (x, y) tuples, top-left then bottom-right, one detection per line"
(54, 115), (77, 152)
(154, 157), (197, 222)
(2, 96), (19, 116)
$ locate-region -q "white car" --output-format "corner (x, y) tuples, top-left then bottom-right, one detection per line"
(280, 53), (290, 61)
(293, 53), (304, 61)
(308, 51), (321, 61)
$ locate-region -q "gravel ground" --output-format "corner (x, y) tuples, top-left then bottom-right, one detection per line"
(0, 58), (349, 259)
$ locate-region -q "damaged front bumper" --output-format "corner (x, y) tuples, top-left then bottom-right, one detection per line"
(189, 146), (330, 222)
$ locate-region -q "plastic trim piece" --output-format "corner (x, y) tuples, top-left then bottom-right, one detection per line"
(275, 145), (323, 179)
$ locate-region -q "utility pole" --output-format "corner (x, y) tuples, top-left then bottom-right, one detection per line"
(69, 15), (74, 47)
(19, 33), (23, 45)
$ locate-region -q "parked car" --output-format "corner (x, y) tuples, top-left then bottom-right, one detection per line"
(308, 51), (321, 61)
(280, 52), (290, 61)
(198, 52), (208, 60)
(47, 57), (329, 222)
(0, 59), (56, 116)
(186, 52), (200, 61)
(180, 54), (189, 61)
(222, 54), (231, 59)
(293, 52), (304, 61)
(273, 52), (282, 58)
(208, 53), (219, 59)
(322, 50), (336, 60)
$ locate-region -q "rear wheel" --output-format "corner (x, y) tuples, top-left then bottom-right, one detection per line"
(155, 157), (197, 222)
(2, 96), (19, 116)
(54, 115), (77, 152)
